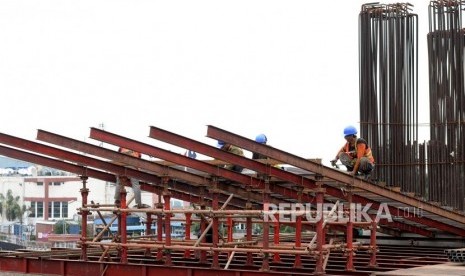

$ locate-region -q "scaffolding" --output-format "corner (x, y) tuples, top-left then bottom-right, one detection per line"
(76, 186), (378, 273)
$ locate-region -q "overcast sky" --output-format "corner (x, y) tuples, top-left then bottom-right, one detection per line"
(0, 1), (431, 164)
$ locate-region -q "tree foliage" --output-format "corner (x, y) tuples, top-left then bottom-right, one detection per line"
(54, 220), (70, 234)
(0, 189), (27, 223)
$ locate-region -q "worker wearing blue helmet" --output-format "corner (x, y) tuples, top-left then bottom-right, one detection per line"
(330, 126), (375, 177)
(252, 134), (267, 160)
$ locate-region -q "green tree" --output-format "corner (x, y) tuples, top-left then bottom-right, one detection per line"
(0, 189), (27, 223)
(54, 220), (70, 234)
(280, 225), (295, 233)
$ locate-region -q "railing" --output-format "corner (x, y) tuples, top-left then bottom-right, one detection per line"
(0, 233), (51, 250)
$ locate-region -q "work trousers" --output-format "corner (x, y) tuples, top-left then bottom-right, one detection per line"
(338, 152), (374, 174)
(114, 176), (142, 206)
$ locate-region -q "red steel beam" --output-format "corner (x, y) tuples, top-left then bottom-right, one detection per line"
(206, 125), (465, 236)
(0, 132), (226, 204)
(0, 143), (239, 208)
(34, 130), (293, 208)
(89, 127), (266, 188)
(0, 256), (307, 276)
(34, 130), (260, 206)
(139, 182), (251, 209)
(149, 125), (319, 188)
(0, 144), (115, 182)
(36, 130), (210, 186)
(380, 219), (433, 237)
(88, 128), (340, 222)
(0, 132), (162, 184)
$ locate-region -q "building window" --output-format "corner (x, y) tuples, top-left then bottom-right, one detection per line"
(37, 202), (43, 218)
(28, 202), (36, 217)
(62, 202), (68, 218)
(29, 201), (44, 218)
(48, 201), (69, 219)
(53, 202), (60, 218)
(53, 182), (62, 186)
(37, 182), (43, 186)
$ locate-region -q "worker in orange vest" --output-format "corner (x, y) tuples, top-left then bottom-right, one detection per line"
(330, 126), (375, 177)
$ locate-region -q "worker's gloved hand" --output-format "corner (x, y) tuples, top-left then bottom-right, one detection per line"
(330, 159), (338, 167)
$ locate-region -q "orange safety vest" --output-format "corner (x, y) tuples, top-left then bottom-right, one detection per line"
(343, 138), (374, 163)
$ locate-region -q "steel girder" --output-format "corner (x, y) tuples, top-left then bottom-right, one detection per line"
(36, 130), (210, 186)
(0, 134), (246, 208)
(0, 144), (207, 207)
(148, 125), (320, 187)
(88, 128), (323, 205)
(34, 130), (297, 207)
(89, 128), (266, 188)
(0, 144), (116, 182)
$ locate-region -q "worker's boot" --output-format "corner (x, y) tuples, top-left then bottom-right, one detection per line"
(134, 203), (151, 209)
(113, 200), (121, 215)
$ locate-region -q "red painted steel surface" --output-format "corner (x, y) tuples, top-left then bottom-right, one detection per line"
(0, 257), (297, 276)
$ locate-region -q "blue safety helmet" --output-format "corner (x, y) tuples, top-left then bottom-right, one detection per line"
(343, 125), (358, 137)
(216, 140), (225, 149)
(255, 134), (267, 144)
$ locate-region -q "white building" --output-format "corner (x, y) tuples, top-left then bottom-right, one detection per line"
(0, 170), (153, 226)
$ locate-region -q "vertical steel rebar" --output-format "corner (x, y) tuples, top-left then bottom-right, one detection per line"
(427, 0), (465, 211)
(359, 3), (419, 191)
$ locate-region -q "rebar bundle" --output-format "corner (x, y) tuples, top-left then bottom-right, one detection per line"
(427, 0), (465, 210)
(359, 3), (420, 192)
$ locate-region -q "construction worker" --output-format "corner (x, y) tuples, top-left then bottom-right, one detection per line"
(330, 126), (375, 176)
(252, 133), (267, 160)
(217, 140), (245, 173)
(196, 216), (213, 243)
(114, 147), (150, 208)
